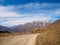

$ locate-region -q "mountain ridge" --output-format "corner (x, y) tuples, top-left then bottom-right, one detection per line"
(11, 20), (49, 32)
(27, 19), (60, 33)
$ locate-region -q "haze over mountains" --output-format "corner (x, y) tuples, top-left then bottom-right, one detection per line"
(0, 20), (50, 33)
(27, 19), (60, 33)
(0, 26), (11, 33)
(0, 19), (60, 34)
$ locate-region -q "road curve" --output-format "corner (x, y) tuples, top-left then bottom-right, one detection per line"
(0, 33), (40, 45)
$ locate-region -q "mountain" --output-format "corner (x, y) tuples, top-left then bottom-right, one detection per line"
(27, 19), (60, 33)
(0, 31), (10, 33)
(0, 25), (11, 33)
(11, 20), (49, 32)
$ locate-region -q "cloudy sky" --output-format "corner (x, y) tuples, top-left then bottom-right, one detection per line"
(0, 0), (60, 27)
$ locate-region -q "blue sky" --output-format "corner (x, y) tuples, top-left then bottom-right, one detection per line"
(0, 0), (60, 27)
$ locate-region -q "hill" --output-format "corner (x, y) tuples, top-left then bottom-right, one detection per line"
(27, 19), (60, 33)
(27, 19), (60, 45)
(0, 25), (11, 33)
(11, 20), (49, 32)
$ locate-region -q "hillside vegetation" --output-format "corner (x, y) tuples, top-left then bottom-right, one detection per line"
(27, 19), (60, 33)
(29, 19), (60, 45)
(20, 19), (60, 45)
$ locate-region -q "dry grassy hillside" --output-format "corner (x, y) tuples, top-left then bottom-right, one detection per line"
(36, 30), (60, 45)
(26, 19), (60, 45)
(27, 19), (60, 33)
(36, 19), (60, 45)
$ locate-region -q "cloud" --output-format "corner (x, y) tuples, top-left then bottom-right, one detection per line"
(15, 3), (60, 10)
(0, 3), (60, 26)
(0, 11), (54, 27)
(55, 9), (60, 16)
(0, 16), (51, 26)
(0, 5), (26, 26)
(13, 3), (60, 16)
(0, 6), (23, 18)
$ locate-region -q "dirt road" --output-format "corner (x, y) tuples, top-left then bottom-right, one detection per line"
(0, 34), (40, 45)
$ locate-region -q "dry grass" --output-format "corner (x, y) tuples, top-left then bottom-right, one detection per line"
(36, 29), (60, 45)
(27, 19), (60, 33)
(28, 19), (60, 45)
(0, 33), (12, 37)
(0, 33), (21, 37)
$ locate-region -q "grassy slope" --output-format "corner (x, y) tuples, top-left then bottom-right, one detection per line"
(27, 19), (60, 33)
(26, 19), (60, 45)
(36, 19), (60, 45)
(0, 33), (12, 37)
(0, 33), (21, 37)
